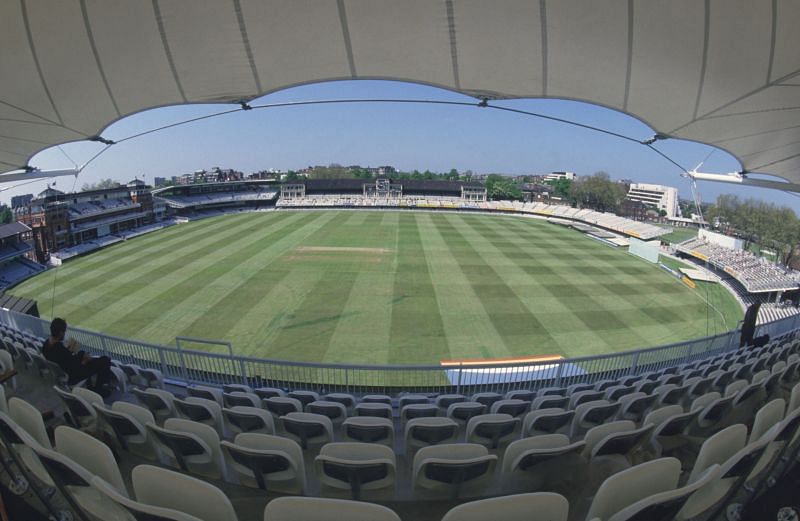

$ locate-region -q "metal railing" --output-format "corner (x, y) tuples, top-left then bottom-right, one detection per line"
(3, 306), (799, 395)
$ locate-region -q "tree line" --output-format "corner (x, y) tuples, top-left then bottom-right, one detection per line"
(706, 194), (800, 267)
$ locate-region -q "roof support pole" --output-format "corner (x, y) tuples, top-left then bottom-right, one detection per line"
(688, 171), (800, 194)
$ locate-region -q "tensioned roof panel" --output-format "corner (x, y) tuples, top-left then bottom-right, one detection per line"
(1, 0), (799, 187)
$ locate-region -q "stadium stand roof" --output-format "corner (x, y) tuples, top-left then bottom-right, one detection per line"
(0, 222), (30, 240)
(1, 2), (799, 189)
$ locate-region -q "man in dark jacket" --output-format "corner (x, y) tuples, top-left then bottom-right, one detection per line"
(42, 317), (112, 397)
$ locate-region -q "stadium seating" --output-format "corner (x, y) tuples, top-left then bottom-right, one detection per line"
(275, 195), (668, 240)
(1, 322), (800, 521)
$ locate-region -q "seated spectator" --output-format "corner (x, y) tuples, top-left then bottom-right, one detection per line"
(42, 317), (113, 397)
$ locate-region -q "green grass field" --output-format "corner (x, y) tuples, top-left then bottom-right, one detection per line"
(11, 211), (743, 364)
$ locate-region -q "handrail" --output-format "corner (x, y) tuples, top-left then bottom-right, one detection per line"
(2, 306), (798, 395)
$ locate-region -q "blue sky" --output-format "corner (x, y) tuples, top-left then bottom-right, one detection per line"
(5, 80), (800, 213)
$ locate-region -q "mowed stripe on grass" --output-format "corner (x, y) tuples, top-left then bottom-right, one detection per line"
(10, 210), (743, 364)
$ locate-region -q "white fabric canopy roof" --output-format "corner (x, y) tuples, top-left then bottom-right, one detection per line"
(2, 0), (799, 186)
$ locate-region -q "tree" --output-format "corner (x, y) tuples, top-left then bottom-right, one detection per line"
(0, 205), (11, 224)
(569, 172), (626, 212)
(485, 174), (523, 200)
(705, 194), (800, 266)
(545, 177), (572, 199)
(81, 178), (121, 191)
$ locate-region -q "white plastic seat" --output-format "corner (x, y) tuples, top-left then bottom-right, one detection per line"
(567, 383), (594, 396)
(254, 387), (286, 400)
(522, 408), (574, 437)
(502, 434), (586, 493)
(174, 396), (224, 437)
(582, 420), (636, 456)
(643, 405), (698, 458)
(745, 399), (787, 487)
(604, 385), (635, 402)
(446, 401), (486, 427)
(221, 432), (305, 493)
(288, 390), (320, 408)
(108, 365), (128, 393)
(400, 403), (438, 426)
(0, 411), (53, 486)
(594, 379), (620, 392)
(729, 381), (767, 425)
(361, 394), (392, 404)
(747, 406), (800, 500)
(405, 417), (460, 451)
(412, 443), (497, 499)
(633, 380), (659, 395)
(687, 424), (747, 486)
(677, 434), (772, 521)
(8, 397), (51, 449)
(315, 442), (397, 500)
(685, 376), (714, 401)
(262, 497), (400, 521)
(435, 394), (467, 413)
(471, 392), (503, 409)
(147, 418), (225, 479)
(723, 379), (748, 398)
(570, 400), (622, 439)
(118, 363), (145, 387)
(223, 383), (253, 394)
(398, 394), (430, 408)
(654, 384), (690, 407)
(187, 385), (224, 407)
(223, 405), (275, 435)
(263, 396), (303, 419)
(324, 393), (357, 413)
(530, 395), (569, 411)
(55, 425), (127, 496)
(788, 381), (800, 413)
(588, 423), (654, 470)
(585, 457), (682, 521)
(690, 393), (735, 436)
(490, 399), (531, 417)
(506, 389), (538, 401)
(0, 349), (16, 389)
(132, 464), (238, 521)
(465, 413), (520, 449)
(616, 392), (657, 423)
(139, 367), (164, 389)
(54, 386), (99, 432)
(568, 390), (605, 409)
(341, 416), (394, 446)
(605, 462), (719, 521)
(133, 387), (176, 424)
(354, 402), (393, 419)
(279, 412), (334, 450)
(95, 401), (158, 459)
(0, 386), (6, 415)
(441, 492), (569, 521)
(32, 446), (130, 521)
(223, 391), (261, 408)
(307, 400), (349, 425)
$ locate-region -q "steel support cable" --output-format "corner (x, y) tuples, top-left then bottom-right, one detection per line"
(73, 97), (695, 178)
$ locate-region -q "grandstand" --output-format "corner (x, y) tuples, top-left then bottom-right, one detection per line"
(0, 222), (44, 290)
(276, 190), (668, 241)
(15, 180), (163, 263)
(0, 311), (799, 521)
(676, 238), (799, 294)
(153, 181), (280, 211)
(5, 2), (800, 520)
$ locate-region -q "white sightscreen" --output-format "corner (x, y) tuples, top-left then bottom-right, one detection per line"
(629, 237), (660, 264)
